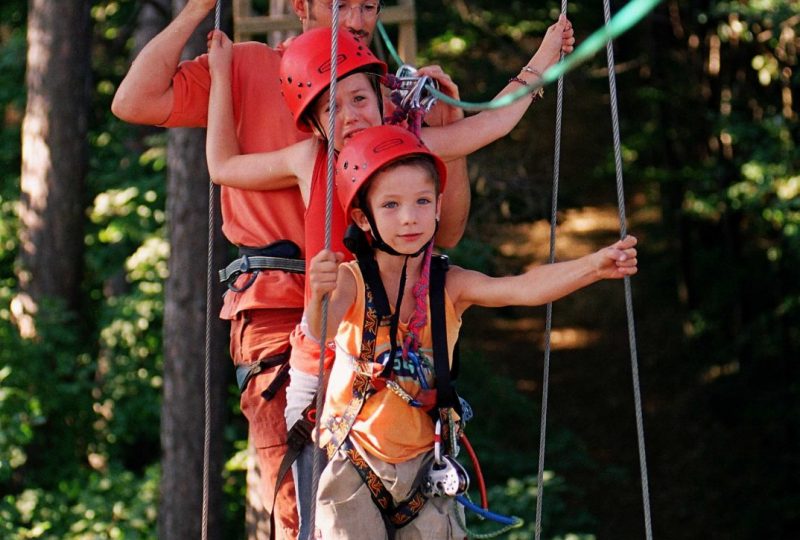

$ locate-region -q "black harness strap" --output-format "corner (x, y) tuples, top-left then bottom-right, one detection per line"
(269, 397), (317, 540)
(430, 255), (457, 410)
(324, 255), (391, 458)
(429, 255), (462, 456)
(341, 438), (428, 530)
(235, 350), (291, 394)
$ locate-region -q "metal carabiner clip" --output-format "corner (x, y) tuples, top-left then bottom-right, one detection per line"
(422, 420), (470, 498)
(391, 64), (440, 114)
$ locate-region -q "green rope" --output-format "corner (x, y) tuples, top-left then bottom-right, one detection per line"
(377, 0), (663, 111)
(376, 20), (402, 67)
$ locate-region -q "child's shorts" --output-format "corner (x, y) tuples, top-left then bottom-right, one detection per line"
(315, 439), (466, 539)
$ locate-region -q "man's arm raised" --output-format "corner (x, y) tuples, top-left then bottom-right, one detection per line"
(111, 0), (216, 125)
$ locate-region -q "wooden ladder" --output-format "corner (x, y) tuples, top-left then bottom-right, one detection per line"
(232, 0), (417, 62)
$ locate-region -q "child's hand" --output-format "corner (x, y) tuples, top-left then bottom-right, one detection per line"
(207, 30), (232, 76)
(531, 15), (576, 71)
(309, 249), (345, 299)
(592, 235), (638, 279)
(416, 65), (464, 125)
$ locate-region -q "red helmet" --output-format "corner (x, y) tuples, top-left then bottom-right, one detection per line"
(280, 28), (387, 132)
(336, 125), (447, 217)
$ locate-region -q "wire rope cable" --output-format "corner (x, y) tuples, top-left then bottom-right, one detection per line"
(533, 2), (569, 536)
(202, 164), (215, 540)
(601, 0), (654, 537)
(308, 5), (342, 535)
(201, 7), (222, 540)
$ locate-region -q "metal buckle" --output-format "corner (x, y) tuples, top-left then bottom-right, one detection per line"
(238, 254), (250, 273)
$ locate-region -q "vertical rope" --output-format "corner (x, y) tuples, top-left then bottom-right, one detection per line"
(309, 5), (341, 535)
(601, 0), (653, 537)
(202, 6), (221, 540)
(202, 173), (215, 540)
(534, 3), (568, 538)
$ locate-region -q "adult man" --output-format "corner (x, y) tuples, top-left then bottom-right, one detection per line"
(111, 1), (469, 538)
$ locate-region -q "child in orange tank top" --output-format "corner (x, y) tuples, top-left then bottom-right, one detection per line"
(306, 125), (638, 539)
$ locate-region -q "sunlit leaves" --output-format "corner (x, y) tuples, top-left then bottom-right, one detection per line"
(0, 467), (159, 539)
(752, 54), (781, 85)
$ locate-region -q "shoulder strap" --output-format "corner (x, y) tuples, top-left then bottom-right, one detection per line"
(429, 255), (460, 411)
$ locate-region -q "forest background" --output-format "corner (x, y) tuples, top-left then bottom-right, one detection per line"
(1, 0), (798, 539)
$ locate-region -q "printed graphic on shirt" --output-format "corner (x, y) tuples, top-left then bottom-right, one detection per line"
(375, 348), (435, 389)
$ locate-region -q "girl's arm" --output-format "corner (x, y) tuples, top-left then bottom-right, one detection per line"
(420, 15), (575, 161)
(306, 250), (355, 342)
(206, 31), (310, 198)
(450, 236), (638, 315)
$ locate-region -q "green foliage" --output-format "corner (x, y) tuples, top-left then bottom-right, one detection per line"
(456, 350), (599, 537)
(0, 0), (170, 535)
(0, 465), (159, 539)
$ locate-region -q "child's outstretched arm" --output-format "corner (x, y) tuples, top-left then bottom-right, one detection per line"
(305, 249), (356, 342)
(206, 30), (308, 195)
(420, 14), (575, 162)
(451, 235), (638, 314)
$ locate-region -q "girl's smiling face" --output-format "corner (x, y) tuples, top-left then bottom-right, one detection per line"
(312, 72), (383, 151)
(354, 161), (441, 255)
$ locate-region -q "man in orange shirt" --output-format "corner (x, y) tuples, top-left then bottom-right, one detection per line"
(111, 1), (469, 538)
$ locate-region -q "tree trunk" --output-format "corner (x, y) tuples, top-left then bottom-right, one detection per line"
(17, 0), (90, 335)
(158, 2), (228, 539)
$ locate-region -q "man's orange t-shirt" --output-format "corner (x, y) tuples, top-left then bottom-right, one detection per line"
(162, 41), (308, 318)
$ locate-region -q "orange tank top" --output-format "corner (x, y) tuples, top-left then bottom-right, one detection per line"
(319, 261), (461, 464)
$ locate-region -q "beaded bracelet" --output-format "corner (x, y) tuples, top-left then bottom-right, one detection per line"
(508, 76), (545, 102)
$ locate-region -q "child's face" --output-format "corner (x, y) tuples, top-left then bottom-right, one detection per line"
(354, 164), (441, 255)
(313, 72), (382, 151)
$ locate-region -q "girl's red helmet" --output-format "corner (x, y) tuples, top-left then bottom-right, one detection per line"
(336, 125), (447, 217)
(280, 28), (387, 132)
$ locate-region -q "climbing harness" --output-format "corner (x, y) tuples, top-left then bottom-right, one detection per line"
(218, 241), (305, 292)
(319, 252), (464, 532)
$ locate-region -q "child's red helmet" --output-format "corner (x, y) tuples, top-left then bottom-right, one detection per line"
(336, 125), (447, 218)
(280, 28), (387, 132)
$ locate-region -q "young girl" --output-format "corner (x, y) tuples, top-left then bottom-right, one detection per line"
(306, 125), (638, 539)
